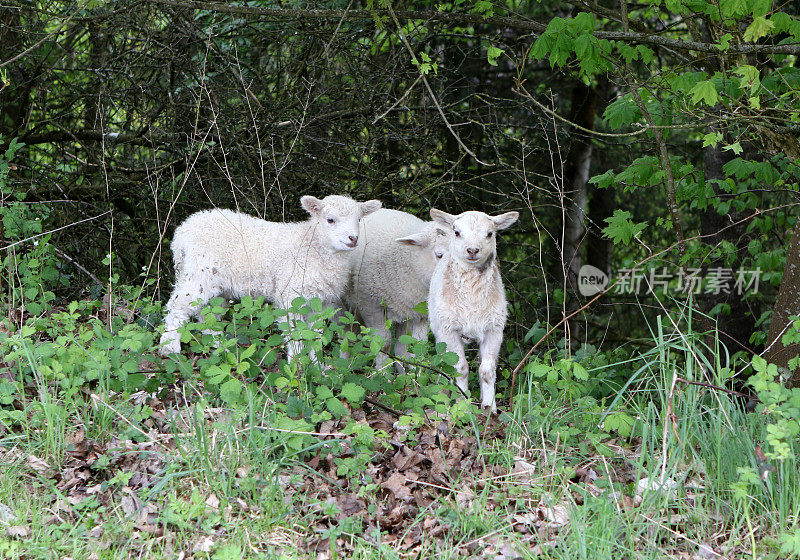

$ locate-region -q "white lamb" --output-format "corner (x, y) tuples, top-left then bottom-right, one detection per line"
(346, 209), (448, 371)
(428, 208), (520, 412)
(159, 195), (382, 359)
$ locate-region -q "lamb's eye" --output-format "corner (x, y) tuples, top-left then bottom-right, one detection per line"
(454, 229), (461, 237)
(327, 217), (336, 224)
(435, 251), (444, 259)
(487, 231), (493, 238)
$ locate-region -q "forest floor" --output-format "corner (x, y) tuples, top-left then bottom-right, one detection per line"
(0, 298), (793, 560)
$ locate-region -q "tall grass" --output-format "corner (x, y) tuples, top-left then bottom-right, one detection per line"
(508, 313), (799, 558)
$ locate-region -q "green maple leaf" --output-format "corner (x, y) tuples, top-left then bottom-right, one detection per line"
(602, 210), (647, 245)
(689, 80), (719, 106)
(744, 16), (774, 43)
(603, 96), (639, 128)
(486, 45), (503, 66)
(723, 142), (743, 155)
(702, 132), (723, 148)
(604, 412), (635, 438)
(735, 65), (760, 92)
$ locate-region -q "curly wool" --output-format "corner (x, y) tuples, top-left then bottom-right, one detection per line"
(346, 208), (448, 370)
(159, 195), (381, 357)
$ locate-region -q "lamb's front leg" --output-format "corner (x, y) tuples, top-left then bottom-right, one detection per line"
(359, 304), (394, 372)
(435, 329), (469, 399)
(478, 329), (503, 412)
(282, 310), (318, 365)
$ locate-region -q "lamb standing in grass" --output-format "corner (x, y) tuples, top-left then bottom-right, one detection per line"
(428, 208), (519, 411)
(159, 195), (382, 358)
(346, 209), (449, 371)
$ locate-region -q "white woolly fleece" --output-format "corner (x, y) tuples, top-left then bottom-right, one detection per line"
(428, 208), (519, 411)
(159, 194), (381, 358)
(345, 208), (448, 371)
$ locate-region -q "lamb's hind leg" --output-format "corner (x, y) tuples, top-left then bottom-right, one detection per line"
(358, 303), (394, 372)
(200, 298), (229, 342)
(393, 319), (429, 374)
(160, 276), (216, 356)
(278, 301), (320, 365)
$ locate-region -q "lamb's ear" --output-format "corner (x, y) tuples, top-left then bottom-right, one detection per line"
(360, 199), (382, 216)
(492, 211), (519, 231)
(430, 208), (456, 227)
(396, 231), (430, 248)
(301, 195), (324, 215)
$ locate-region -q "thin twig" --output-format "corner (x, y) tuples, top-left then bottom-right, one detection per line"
(386, 4), (490, 166)
(675, 376), (755, 401)
(516, 83), (727, 137)
(363, 397), (402, 417)
(509, 204), (799, 405)
(620, 0), (685, 258)
(384, 351), (471, 400)
(0, 211), (112, 251)
(372, 73), (423, 125)
(140, 0), (800, 56)
(52, 247), (103, 286)
(0, 0), (92, 69)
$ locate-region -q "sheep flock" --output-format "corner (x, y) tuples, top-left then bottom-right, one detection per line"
(160, 195), (518, 411)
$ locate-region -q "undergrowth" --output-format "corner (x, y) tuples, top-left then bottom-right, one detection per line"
(2, 145), (800, 559)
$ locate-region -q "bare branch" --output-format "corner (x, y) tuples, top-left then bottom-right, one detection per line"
(142, 0), (800, 56)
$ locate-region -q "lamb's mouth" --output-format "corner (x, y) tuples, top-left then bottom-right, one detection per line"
(344, 240), (358, 249)
(465, 256), (481, 263)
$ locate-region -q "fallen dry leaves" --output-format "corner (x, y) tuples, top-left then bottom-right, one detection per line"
(0, 397), (743, 559)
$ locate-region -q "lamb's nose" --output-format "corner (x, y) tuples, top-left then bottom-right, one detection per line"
(349, 235), (358, 245)
(467, 248), (479, 257)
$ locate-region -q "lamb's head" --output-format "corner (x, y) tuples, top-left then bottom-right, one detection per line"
(396, 221), (450, 276)
(430, 209), (519, 268)
(302, 195), (382, 252)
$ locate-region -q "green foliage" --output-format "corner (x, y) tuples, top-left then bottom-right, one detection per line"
(1, 296), (163, 404)
(688, 79), (719, 106)
(779, 528), (800, 559)
(530, 13), (612, 78)
(750, 356), (800, 461)
(1, 138), (61, 317)
(602, 210), (648, 245)
(412, 51), (438, 75)
(602, 95), (640, 129)
(744, 16), (774, 43)
(486, 45), (503, 66)
(0, 276), (479, 491)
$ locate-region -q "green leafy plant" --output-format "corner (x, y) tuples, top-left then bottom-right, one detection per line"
(1, 138), (60, 318)
(749, 355), (800, 461)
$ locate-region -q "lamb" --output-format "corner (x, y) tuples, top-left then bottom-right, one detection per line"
(427, 208), (519, 412)
(159, 195), (382, 359)
(346, 209), (449, 371)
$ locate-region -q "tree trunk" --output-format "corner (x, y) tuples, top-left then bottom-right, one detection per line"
(765, 220), (800, 385)
(699, 142), (757, 354)
(563, 81), (596, 290)
(586, 186), (613, 276)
